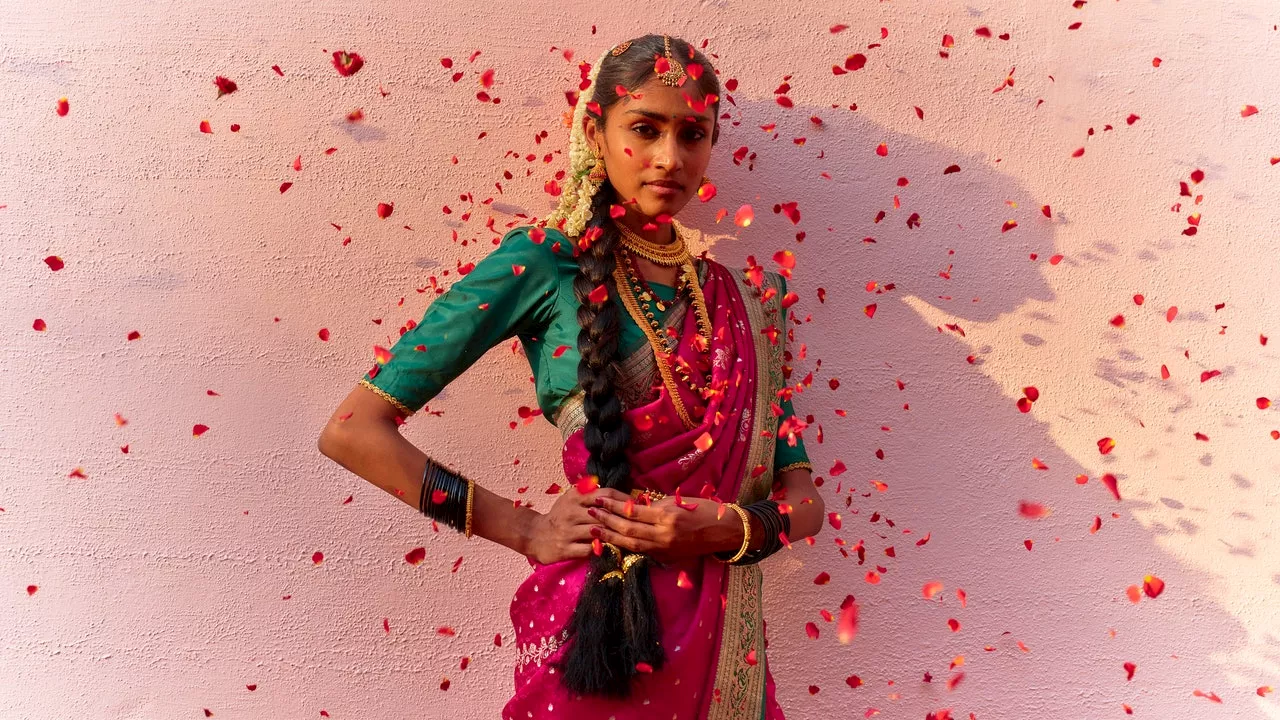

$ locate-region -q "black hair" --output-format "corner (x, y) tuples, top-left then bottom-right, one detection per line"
(547, 33), (723, 700)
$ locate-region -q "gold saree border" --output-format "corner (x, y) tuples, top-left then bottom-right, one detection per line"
(358, 377), (415, 417)
(708, 267), (786, 720)
(777, 460), (813, 474)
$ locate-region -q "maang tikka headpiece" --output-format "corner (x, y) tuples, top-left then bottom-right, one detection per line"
(609, 35), (686, 87)
(655, 34), (687, 87)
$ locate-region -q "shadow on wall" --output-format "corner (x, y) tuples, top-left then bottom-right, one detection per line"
(645, 96), (1258, 719)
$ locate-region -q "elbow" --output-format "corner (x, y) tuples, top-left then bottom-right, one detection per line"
(808, 493), (826, 539)
(317, 423), (348, 460)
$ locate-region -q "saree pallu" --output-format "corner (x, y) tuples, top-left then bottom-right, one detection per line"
(502, 258), (790, 720)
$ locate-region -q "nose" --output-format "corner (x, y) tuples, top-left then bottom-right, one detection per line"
(651, 135), (684, 174)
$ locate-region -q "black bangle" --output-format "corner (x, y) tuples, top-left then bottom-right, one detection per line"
(421, 458), (469, 534)
(733, 499), (786, 565)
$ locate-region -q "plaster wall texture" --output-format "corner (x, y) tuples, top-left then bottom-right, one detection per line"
(2, 1), (1278, 718)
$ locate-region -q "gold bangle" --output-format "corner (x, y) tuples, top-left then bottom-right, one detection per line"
(463, 478), (475, 539)
(718, 503), (751, 564)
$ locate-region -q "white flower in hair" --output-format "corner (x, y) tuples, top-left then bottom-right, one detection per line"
(546, 45), (614, 239)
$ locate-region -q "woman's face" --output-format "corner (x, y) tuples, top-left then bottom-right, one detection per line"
(583, 77), (715, 224)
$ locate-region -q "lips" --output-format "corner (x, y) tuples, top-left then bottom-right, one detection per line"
(646, 180), (684, 190)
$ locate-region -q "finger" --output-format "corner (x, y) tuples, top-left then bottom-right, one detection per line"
(562, 542), (594, 559)
(591, 507), (662, 541)
(598, 496), (662, 523)
(569, 524), (601, 543)
(583, 487), (633, 505)
(591, 525), (653, 554)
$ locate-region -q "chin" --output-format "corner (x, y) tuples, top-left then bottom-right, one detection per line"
(635, 196), (689, 219)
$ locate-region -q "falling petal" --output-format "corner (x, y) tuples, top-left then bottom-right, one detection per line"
(1192, 690), (1222, 703)
(1142, 574), (1165, 598)
(1018, 501), (1051, 519)
(214, 76), (238, 98)
(837, 598), (859, 643)
(332, 51), (365, 77)
(1101, 473), (1121, 500)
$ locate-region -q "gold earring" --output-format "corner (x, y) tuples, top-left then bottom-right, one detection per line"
(588, 156), (608, 183)
(701, 174), (712, 186)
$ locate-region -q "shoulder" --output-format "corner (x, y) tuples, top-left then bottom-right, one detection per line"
(499, 224), (579, 261)
(489, 224), (582, 281)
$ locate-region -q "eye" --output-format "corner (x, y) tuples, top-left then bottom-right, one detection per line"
(684, 128), (707, 142)
(631, 124), (658, 137)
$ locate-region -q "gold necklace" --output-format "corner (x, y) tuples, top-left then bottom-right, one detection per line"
(615, 245), (715, 403)
(613, 220), (688, 266)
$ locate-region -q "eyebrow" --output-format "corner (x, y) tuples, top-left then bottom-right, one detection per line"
(624, 109), (713, 125)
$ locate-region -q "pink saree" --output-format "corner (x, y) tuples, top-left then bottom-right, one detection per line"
(502, 256), (791, 720)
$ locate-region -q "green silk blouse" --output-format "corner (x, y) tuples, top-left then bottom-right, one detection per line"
(359, 225), (812, 474)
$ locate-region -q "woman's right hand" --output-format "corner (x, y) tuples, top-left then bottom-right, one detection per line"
(524, 484), (607, 565)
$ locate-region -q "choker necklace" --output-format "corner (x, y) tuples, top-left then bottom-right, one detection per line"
(613, 220), (688, 267)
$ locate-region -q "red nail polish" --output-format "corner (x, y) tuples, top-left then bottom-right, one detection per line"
(588, 508), (598, 517)
(590, 527), (601, 537)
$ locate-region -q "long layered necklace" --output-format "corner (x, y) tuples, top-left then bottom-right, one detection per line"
(612, 220), (715, 401)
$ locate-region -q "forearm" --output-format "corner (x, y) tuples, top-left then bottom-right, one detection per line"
(712, 467), (825, 554)
(318, 422), (540, 557)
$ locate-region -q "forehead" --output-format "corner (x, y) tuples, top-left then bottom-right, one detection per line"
(616, 79), (714, 123)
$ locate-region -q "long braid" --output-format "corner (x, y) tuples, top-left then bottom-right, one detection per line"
(541, 34), (720, 699)
(554, 181), (641, 698)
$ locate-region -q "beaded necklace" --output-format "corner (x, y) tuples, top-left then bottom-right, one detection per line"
(612, 222), (715, 399)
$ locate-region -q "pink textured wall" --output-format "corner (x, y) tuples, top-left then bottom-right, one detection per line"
(3, 1), (1279, 718)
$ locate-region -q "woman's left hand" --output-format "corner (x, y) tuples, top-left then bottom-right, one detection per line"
(586, 488), (742, 565)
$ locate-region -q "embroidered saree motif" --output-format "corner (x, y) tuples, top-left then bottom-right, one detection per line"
(707, 267), (787, 720)
(516, 627), (571, 673)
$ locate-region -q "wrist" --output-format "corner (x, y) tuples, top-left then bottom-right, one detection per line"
(516, 508), (544, 558)
(711, 504), (753, 558)
(716, 506), (745, 553)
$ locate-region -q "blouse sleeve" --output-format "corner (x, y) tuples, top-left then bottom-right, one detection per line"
(357, 227), (560, 417)
(772, 273), (814, 474)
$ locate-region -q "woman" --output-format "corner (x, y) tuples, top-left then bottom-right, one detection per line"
(318, 34), (824, 719)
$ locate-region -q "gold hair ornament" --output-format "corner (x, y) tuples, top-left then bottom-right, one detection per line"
(656, 35), (686, 87)
(596, 541), (648, 583)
